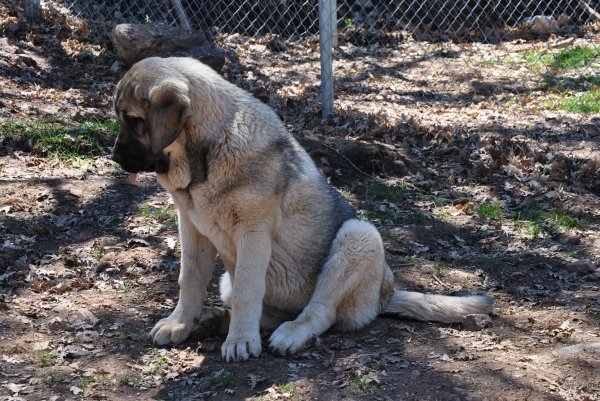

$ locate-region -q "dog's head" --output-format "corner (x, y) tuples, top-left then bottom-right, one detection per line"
(112, 59), (193, 181)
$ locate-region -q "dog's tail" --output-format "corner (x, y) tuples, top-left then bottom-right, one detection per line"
(382, 290), (494, 324)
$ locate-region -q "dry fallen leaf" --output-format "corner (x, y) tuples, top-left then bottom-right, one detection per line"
(3, 383), (27, 394)
(166, 237), (177, 250)
(70, 386), (83, 395)
(31, 278), (50, 293)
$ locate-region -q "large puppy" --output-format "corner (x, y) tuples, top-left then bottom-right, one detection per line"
(112, 57), (493, 362)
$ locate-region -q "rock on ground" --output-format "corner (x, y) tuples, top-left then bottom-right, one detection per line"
(462, 314), (493, 331)
(111, 23), (226, 71)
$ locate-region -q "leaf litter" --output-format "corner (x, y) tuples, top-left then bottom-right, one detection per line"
(0, 1), (599, 400)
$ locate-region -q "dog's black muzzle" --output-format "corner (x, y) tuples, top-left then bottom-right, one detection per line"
(112, 142), (169, 174)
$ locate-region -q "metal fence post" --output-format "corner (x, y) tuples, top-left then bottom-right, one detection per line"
(25, 0), (40, 22)
(330, 0), (338, 47)
(319, 0), (336, 118)
(171, 0), (191, 30)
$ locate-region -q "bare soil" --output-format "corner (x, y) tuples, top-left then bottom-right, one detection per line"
(1, 3), (600, 401)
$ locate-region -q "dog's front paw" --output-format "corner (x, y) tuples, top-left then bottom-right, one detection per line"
(221, 331), (262, 362)
(149, 315), (194, 346)
(269, 321), (312, 356)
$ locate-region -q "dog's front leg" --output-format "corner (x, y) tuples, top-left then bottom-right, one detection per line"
(222, 229), (271, 362)
(150, 209), (217, 345)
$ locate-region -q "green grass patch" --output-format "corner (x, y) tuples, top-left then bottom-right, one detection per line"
(524, 49), (555, 69)
(476, 202), (503, 220)
(45, 372), (55, 387)
(358, 179), (407, 204)
(524, 46), (600, 70)
(401, 211), (428, 224)
(362, 208), (428, 226)
(119, 374), (135, 386)
(139, 203), (178, 228)
(339, 188), (355, 202)
(278, 382), (296, 394)
(213, 369), (235, 388)
(524, 221), (543, 236)
(0, 118), (118, 160)
(354, 179), (408, 226)
(119, 281), (135, 292)
(362, 208), (395, 222)
(46, 373), (66, 387)
(59, 250), (79, 267)
(425, 196), (449, 207)
(514, 209), (584, 236)
(349, 378), (377, 395)
(27, 177), (42, 186)
(553, 46), (600, 69)
(434, 207), (450, 219)
(556, 89), (600, 113)
(521, 45), (600, 113)
(91, 246), (103, 260)
(149, 357), (169, 379)
(37, 350), (54, 367)
(76, 375), (96, 389)
(546, 210), (582, 231)
(543, 74), (600, 92)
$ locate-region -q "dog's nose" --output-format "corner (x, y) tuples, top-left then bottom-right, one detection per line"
(112, 149), (122, 164)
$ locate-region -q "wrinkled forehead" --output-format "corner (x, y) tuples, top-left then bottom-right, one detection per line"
(113, 60), (179, 117)
(114, 74), (152, 117)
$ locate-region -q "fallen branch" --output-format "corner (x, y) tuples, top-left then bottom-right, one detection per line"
(318, 141), (374, 179)
(432, 273), (451, 290)
(580, 1), (600, 21)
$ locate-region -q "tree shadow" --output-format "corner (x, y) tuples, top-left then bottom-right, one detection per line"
(1, 121), (598, 398)
(0, 175), (164, 275)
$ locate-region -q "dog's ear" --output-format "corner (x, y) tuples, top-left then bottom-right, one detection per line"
(113, 80), (122, 116)
(147, 81), (192, 155)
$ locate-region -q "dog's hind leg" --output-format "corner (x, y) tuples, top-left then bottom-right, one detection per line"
(269, 219), (390, 356)
(149, 209), (217, 345)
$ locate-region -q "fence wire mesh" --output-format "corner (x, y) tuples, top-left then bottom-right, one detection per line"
(30, 0), (600, 167)
(61, 0), (600, 121)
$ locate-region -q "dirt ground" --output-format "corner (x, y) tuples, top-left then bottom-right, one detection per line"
(1, 3), (600, 401)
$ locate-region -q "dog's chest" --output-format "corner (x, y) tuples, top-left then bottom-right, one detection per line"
(170, 189), (237, 263)
(191, 214), (236, 263)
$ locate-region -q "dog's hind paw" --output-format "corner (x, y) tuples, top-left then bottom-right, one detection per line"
(190, 307), (230, 340)
(269, 321), (313, 356)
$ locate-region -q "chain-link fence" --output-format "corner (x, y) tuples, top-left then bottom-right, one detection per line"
(57, 0), (600, 141)
(61, 0), (600, 111)
(61, 0), (320, 38)
(59, 0), (596, 39)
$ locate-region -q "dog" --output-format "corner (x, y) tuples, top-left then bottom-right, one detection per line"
(112, 57), (493, 362)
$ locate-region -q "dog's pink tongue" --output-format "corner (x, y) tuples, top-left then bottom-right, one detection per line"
(129, 173), (138, 184)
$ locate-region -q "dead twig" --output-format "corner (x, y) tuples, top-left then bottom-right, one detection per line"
(580, 1), (600, 21)
(324, 351), (335, 368)
(318, 141), (374, 179)
(432, 273), (451, 290)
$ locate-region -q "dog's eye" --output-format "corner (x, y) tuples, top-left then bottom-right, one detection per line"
(122, 114), (144, 125)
